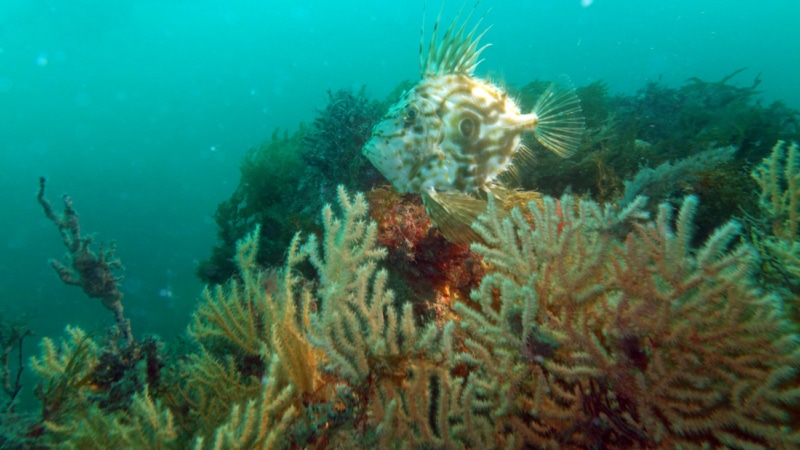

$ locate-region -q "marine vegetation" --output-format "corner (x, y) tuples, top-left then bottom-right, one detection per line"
(0, 182), (171, 449)
(1, 318), (31, 415)
(749, 141), (800, 320)
(201, 17), (800, 286)
(8, 175), (800, 448)
(197, 128), (307, 285)
(37, 177), (133, 345)
(518, 70), (800, 200)
(302, 87), (385, 193)
(514, 71), (800, 244)
(198, 87), (386, 284)
(5, 5), (800, 449)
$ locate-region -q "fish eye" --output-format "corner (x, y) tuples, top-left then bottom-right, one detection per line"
(459, 118), (475, 137)
(404, 105), (419, 123)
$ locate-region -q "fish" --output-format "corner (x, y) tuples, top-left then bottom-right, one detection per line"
(362, 2), (585, 243)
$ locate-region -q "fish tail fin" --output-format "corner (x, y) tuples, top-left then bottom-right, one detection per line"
(422, 190), (491, 244)
(530, 76), (585, 158)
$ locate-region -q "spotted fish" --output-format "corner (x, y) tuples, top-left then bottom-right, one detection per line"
(362, 2), (585, 243)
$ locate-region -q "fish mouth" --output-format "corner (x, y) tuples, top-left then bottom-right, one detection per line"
(361, 140), (394, 178)
(361, 139), (381, 163)
(361, 141), (374, 157)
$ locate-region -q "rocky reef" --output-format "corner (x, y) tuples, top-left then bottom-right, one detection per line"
(3, 73), (800, 449)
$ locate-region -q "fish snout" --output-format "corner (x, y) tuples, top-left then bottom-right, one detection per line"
(362, 138), (380, 160)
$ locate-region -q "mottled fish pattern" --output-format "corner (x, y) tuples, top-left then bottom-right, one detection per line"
(363, 2), (585, 243)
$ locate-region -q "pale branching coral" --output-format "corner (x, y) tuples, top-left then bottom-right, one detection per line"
(177, 348), (261, 435)
(186, 226), (318, 447)
(303, 186), (403, 383)
(189, 225), (276, 356)
(298, 186), (461, 448)
(33, 185), (800, 449)
(191, 190), (416, 447)
(190, 186), (800, 449)
(751, 140), (800, 290)
(453, 193), (800, 448)
(195, 354), (297, 450)
(620, 145), (736, 206)
(43, 387), (177, 450)
(31, 325), (102, 428)
(31, 327), (178, 449)
(30, 326), (100, 389)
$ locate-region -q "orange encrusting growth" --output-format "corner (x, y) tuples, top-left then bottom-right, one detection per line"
(365, 186), (487, 319)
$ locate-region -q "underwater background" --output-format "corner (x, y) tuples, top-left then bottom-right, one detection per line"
(2, 0), (800, 447)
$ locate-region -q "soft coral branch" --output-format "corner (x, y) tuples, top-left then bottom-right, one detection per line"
(37, 177), (133, 346)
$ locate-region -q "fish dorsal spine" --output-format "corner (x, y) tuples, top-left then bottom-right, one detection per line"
(420, 2), (493, 77)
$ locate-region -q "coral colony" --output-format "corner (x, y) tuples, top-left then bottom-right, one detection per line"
(3, 8), (800, 450)
(3, 109), (799, 450)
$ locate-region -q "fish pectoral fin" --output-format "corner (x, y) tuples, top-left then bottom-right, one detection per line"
(529, 76), (586, 158)
(422, 190), (491, 244)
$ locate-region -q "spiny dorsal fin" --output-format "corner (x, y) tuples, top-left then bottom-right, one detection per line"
(420, 1), (492, 78)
